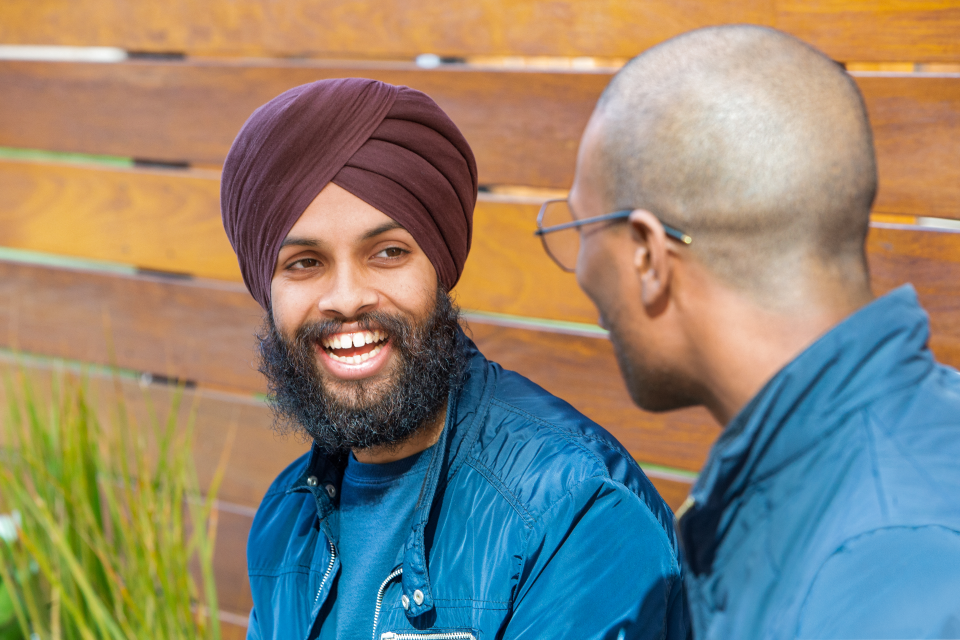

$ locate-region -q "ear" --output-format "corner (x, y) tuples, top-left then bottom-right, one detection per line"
(628, 209), (672, 308)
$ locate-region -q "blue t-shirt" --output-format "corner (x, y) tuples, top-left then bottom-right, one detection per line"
(317, 448), (432, 640)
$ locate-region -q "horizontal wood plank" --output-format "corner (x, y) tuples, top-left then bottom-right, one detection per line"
(0, 161), (240, 280)
(867, 224), (960, 369)
(3, 1), (959, 62)
(0, 61), (957, 216)
(860, 75), (960, 219)
(0, 263), (267, 390)
(775, 1), (960, 64)
(1, 1), (771, 59)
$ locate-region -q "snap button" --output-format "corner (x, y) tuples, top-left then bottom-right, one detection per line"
(401, 594), (410, 610)
(413, 589), (424, 606)
(325, 484), (337, 498)
(306, 475), (318, 487)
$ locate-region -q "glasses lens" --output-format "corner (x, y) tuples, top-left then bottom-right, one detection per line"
(540, 200), (579, 272)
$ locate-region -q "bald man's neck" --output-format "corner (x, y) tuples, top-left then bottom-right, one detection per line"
(676, 258), (874, 425)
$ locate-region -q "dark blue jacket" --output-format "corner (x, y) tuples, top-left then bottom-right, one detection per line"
(680, 286), (960, 639)
(246, 336), (688, 640)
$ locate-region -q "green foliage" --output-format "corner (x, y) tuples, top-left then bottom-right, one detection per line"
(0, 371), (226, 640)
(1, 572), (26, 640)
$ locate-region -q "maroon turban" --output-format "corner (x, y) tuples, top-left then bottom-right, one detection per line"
(220, 78), (478, 310)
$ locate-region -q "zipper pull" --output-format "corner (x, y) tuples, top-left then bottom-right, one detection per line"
(380, 634), (398, 640)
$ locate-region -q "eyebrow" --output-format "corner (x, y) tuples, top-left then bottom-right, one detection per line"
(279, 236), (320, 249)
(279, 221), (405, 250)
(361, 220), (404, 241)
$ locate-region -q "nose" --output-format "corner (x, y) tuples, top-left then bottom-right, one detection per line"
(316, 263), (378, 320)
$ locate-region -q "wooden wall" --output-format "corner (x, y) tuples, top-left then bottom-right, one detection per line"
(1, 1), (958, 633)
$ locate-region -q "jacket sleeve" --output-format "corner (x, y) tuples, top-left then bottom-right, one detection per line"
(797, 526), (960, 639)
(503, 475), (688, 640)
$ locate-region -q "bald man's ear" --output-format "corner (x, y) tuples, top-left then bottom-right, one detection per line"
(629, 210), (672, 309)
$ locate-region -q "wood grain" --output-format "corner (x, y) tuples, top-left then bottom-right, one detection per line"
(0, 60), (607, 190)
(0, 161), (239, 279)
(867, 224), (960, 368)
(0, 160), (600, 323)
(860, 74), (960, 219)
(0, 0), (772, 59)
(4, 0), (959, 63)
(0, 60), (956, 208)
(0, 261), (265, 388)
(776, 1), (960, 64)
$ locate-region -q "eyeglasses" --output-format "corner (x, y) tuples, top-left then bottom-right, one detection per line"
(534, 199), (693, 272)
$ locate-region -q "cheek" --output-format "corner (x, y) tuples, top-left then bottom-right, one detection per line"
(270, 279), (315, 337)
(575, 241), (603, 302)
(385, 258), (438, 317)
(577, 240), (627, 317)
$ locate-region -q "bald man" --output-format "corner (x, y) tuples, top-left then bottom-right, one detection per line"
(222, 79), (687, 640)
(542, 25), (960, 638)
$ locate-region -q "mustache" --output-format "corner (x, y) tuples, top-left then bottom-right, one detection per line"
(293, 310), (409, 348)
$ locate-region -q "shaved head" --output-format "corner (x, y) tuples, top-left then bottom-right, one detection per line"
(591, 25), (877, 301)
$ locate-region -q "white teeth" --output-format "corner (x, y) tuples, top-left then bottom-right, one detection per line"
(323, 330), (387, 354)
(327, 343), (384, 365)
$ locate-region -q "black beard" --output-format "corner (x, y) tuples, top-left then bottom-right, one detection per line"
(257, 287), (467, 456)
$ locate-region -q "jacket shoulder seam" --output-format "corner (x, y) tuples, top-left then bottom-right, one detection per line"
(523, 473), (681, 574)
(488, 397), (608, 473)
(464, 456), (536, 527)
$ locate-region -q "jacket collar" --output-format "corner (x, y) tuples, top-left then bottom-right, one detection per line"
(679, 285), (934, 575)
(286, 330), (495, 618)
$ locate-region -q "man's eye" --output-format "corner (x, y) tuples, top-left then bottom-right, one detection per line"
(375, 247), (407, 259)
(289, 258), (320, 270)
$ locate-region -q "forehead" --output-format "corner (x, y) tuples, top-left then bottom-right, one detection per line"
(285, 182), (405, 243)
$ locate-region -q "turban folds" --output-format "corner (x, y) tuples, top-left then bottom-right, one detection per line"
(220, 78), (478, 310)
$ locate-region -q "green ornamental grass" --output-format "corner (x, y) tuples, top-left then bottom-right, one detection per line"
(0, 369), (228, 640)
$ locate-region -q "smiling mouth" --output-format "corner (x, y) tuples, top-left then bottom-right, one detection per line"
(320, 330), (389, 364)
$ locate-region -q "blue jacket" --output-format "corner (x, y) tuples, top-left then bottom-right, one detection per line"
(246, 335), (688, 640)
(680, 286), (960, 639)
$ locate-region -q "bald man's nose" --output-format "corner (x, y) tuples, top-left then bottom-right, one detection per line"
(317, 265), (378, 319)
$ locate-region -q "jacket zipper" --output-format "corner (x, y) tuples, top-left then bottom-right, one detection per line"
(314, 538), (337, 606)
(371, 567), (403, 640)
(372, 569), (475, 640)
(380, 633), (475, 640)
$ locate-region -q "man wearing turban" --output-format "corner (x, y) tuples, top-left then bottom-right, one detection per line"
(222, 78), (687, 640)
